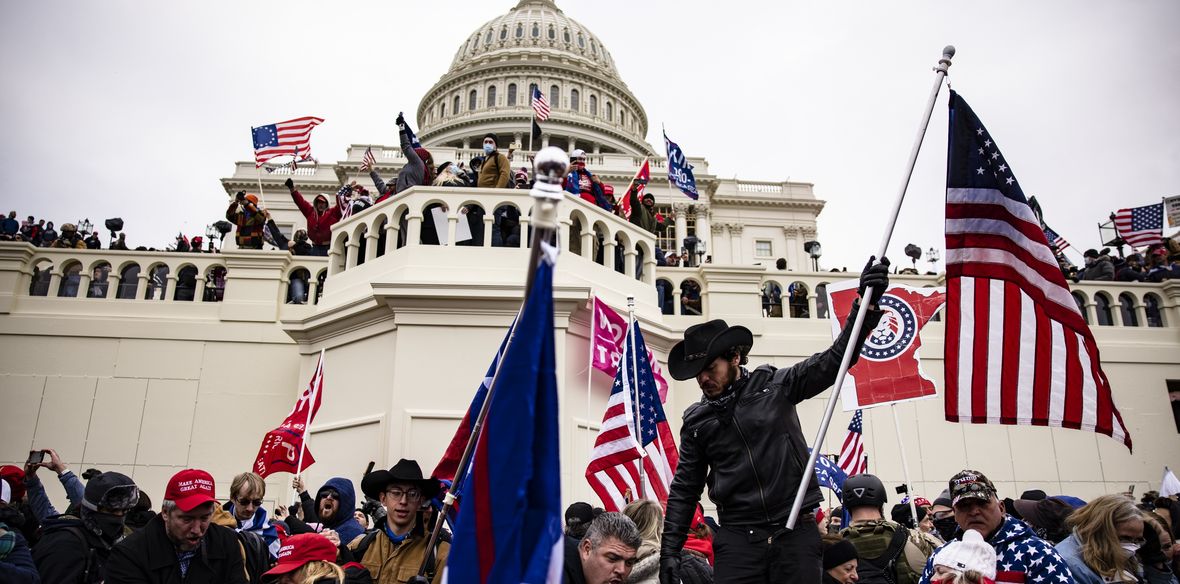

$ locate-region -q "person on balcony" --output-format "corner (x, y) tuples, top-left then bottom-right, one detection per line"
(49, 223), (87, 249)
(227, 191), (266, 250)
(477, 133), (511, 188)
(285, 178), (341, 256)
(564, 149), (612, 211)
(373, 113), (434, 203)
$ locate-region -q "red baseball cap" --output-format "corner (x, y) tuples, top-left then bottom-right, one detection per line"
(164, 469), (217, 512)
(263, 533), (338, 576)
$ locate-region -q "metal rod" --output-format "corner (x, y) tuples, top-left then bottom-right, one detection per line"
(891, 403), (920, 528)
(786, 45), (954, 530)
(416, 148), (569, 577)
(292, 349), (323, 508)
(627, 295), (644, 500)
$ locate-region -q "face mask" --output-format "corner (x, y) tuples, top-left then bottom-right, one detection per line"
(483, 144), (494, 154)
(574, 162), (586, 171)
(1121, 542), (1140, 557)
(933, 516), (958, 541)
(91, 512), (128, 542)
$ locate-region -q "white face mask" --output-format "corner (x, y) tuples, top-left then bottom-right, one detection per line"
(1120, 541), (1140, 556)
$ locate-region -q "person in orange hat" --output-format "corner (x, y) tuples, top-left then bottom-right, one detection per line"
(227, 191), (266, 249)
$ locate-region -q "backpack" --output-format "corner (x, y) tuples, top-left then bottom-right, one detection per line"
(842, 523), (910, 584)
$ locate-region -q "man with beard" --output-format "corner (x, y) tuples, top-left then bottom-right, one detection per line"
(34, 471), (140, 583)
(105, 469), (248, 584)
(294, 476), (365, 545)
(350, 459), (449, 583)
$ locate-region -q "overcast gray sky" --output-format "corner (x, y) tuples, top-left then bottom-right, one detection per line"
(3, 0), (1177, 269)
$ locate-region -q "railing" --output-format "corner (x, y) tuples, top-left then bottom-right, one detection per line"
(325, 185), (659, 283)
(341, 145), (694, 177)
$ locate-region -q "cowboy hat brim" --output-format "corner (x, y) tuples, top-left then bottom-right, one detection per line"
(668, 325), (753, 381)
(361, 470), (441, 501)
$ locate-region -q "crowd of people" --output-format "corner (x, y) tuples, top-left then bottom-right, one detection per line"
(1066, 243), (1180, 283)
(0, 213), (105, 250)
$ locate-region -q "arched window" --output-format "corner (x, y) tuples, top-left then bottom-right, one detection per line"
(88, 262), (111, 298)
(440, 101), (446, 118)
(146, 264), (169, 300)
(591, 40), (598, 56)
(203, 266), (226, 302)
(117, 264), (140, 300)
(507, 83), (517, 106)
(1118, 293), (1138, 327)
(515, 23), (523, 38)
(1072, 291), (1089, 324)
(288, 268), (311, 305)
(499, 26), (508, 41)
(620, 109), (626, 127)
(788, 282), (810, 318)
(529, 83), (538, 102)
(656, 278), (674, 315)
(1094, 293), (1113, 326)
(570, 89), (580, 112)
(563, 28), (571, 43)
(468, 90), (477, 112)
(484, 29), (493, 45)
(606, 102), (613, 122)
(680, 280), (703, 315)
(57, 263), (82, 298)
(762, 281), (784, 318)
(548, 25), (555, 40)
(453, 95), (460, 115)
(577, 33), (585, 48)
(550, 85), (560, 108)
(532, 23), (540, 38)
(486, 85), (497, 108)
(589, 95), (598, 116)
(815, 283), (829, 319)
(1145, 293), (1166, 327)
(175, 266), (198, 301)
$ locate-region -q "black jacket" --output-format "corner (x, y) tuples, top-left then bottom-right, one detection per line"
(661, 303), (882, 557)
(104, 513), (249, 584)
(32, 514), (118, 583)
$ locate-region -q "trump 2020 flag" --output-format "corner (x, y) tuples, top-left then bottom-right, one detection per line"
(663, 131), (698, 200)
(826, 281), (945, 410)
(253, 351), (324, 477)
(590, 296), (671, 401)
(445, 246), (562, 584)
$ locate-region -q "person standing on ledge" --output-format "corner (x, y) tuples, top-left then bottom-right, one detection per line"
(660, 257), (890, 584)
(477, 133), (511, 189)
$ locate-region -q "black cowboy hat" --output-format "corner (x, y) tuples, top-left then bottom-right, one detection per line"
(361, 459), (442, 501)
(668, 319), (753, 381)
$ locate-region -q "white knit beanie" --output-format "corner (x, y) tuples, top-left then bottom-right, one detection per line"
(932, 529), (997, 579)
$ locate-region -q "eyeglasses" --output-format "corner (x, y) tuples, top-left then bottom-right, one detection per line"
(1118, 536), (1146, 545)
(236, 498), (263, 508)
(384, 488), (423, 502)
(320, 491), (340, 501)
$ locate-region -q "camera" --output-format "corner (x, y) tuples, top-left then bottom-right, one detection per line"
(236, 191), (246, 200)
(26, 450), (45, 466)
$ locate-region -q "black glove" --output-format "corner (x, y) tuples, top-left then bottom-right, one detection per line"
(858, 256), (890, 306)
(658, 555), (680, 584)
(396, 112), (406, 131)
(284, 178), (294, 190)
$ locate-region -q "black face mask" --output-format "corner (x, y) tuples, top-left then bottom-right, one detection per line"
(89, 512), (128, 542)
(933, 516), (958, 541)
(0, 505), (25, 528)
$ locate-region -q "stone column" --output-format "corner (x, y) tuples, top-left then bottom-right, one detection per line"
(365, 232), (380, 262)
(673, 202), (689, 255)
(581, 231), (595, 260)
(407, 215), (422, 247)
(384, 221), (399, 255)
(694, 205), (712, 261)
(483, 215), (495, 247)
(728, 223), (744, 265)
(519, 216), (531, 248)
(1133, 300), (1148, 327)
(107, 275), (122, 300)
(136, 272), (150, 300)
(307, 279), (318, 305)
(624, 249), (637, 278)
(672, 288), (682, 316)
(327, 249), (343, 277)
(194, 277), (206, 302)
(603, 238), (617, 270)
(345, 241), (360, 270)
(782, 225), (801, 270)
(77, 273), (92, 299)
(164, 275), (178, 302)
(711, 223), (726, 264)
(48, 271), (62, 297)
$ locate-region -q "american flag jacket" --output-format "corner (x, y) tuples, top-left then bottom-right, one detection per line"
(919, 515), (1077, 584)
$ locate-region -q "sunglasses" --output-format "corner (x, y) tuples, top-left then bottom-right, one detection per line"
(320, 491), (340, 501)
(236, 498), (264, 508)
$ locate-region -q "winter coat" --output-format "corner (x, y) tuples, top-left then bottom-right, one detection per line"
(563, 536), (587, 584)
(372, 131), (429, 201)
(50, 234), (87, 249)
(0, 217), (19, 236)
(226, 201), (265, 249)
(1079, 257), (1115, 281)
(919, 515), (1076, 583)
(627, 542), (660, 584)
(32, 514), (122, 584)
(564, 170), (611, 210)
(1056, 533), (1134, 584)
(290, 191), (342, 246)
(347, 526), (449, 584)
(662, 303), (882, 558)
(300, 477), (365, 545)
(104, 513), (249, 584)
(477, 151), (512, 189)
(1143, 564), (1180, 584)
(627, 187), (659, 235)
(842, 519), (939, 584)
(0, 524), (39, 584)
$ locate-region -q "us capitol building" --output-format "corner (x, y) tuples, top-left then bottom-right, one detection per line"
(2, 0), (1177, 510)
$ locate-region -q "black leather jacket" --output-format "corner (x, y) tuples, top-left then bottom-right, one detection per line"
(661, 303), (882, 557)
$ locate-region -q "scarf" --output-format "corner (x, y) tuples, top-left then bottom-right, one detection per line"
(705, 368), (748, 412)
(235, 505), (280, 558)
(0, 522), (14, 560)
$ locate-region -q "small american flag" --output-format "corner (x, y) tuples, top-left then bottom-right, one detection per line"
(251, 116), (323, 167)
(836, 410), (868, 475)
(944, 91), (1130, 450)
(531, 87), (550, 122)
(1043, 226), (1071, 253)
(586, 323), (678, 511)
(334, 185), (354, 220)
(1113, 203), (1164, 248)
(360, 147), (376, 172)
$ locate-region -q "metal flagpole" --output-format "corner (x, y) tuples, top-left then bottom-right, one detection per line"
(414, 148), (570, 580)
(786, 46), (955, 530)
(292, 349), (323, 508)
(890, 403), (920, 528)
(627, 295), (644, 499)
(586, 296), (595, 481)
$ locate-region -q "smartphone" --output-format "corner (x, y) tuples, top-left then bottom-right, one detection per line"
(26, 450), (45, 465)
(1128, 484), (1135, 495)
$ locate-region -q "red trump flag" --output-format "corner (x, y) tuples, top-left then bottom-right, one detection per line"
(253, 351), (324, 477)
(827, 280), (945, 410)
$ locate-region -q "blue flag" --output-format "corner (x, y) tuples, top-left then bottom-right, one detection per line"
(446, 248), (563, 583)
(813, 451), (848, 500)
(663, 131), (698, 200)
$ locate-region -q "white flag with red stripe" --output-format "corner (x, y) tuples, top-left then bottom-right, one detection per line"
(944, 91), (1131, 450)
(586, 322), (678, 511)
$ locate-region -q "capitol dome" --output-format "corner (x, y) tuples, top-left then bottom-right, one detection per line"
(417, 0), (653, 157)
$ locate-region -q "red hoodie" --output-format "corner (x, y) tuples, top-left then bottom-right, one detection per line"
(290, 190), (342, 246)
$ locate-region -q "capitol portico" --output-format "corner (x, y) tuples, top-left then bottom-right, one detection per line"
(1, 0), (1178, 513)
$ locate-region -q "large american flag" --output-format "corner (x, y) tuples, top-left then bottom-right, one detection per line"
(531, 87), (550, 122)
(1113, 203), (1164, 248)
(252, 116), (324, 167)
(944, 91), (1131, 450)
(586, 323), (678, 511)
(836, 410), (868, 475)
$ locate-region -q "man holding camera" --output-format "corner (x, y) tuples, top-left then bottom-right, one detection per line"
(49, 223), (87, 249)
(227, 191), (266, 250)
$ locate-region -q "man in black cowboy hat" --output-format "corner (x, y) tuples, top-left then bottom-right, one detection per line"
(659, 258), (890, 584)
(351, 459), (449, 583)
